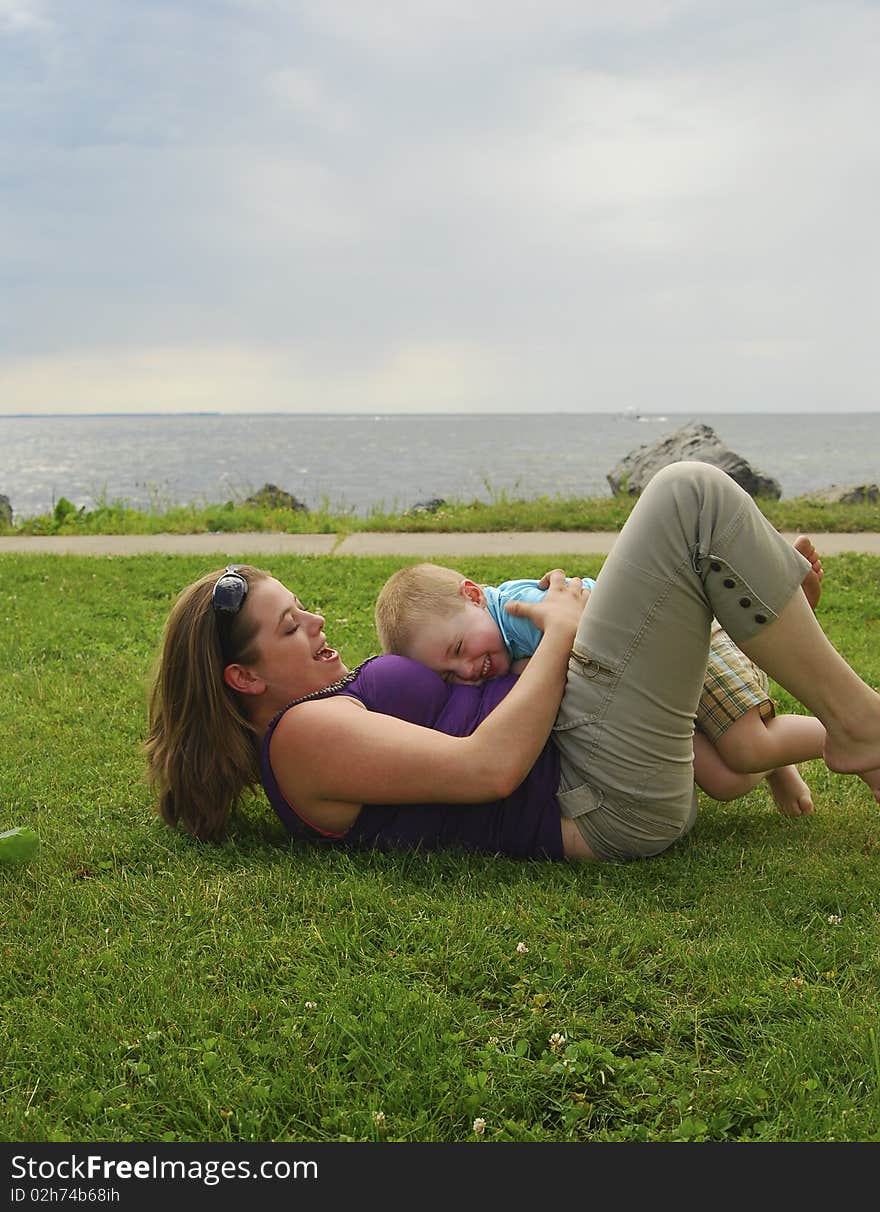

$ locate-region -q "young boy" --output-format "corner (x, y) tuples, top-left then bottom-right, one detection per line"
(375, 539), (827, 818)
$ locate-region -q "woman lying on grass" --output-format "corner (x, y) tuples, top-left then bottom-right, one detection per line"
(146, 462), (880, 863)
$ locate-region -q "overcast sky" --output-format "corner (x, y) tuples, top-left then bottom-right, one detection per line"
(1, 0), (878, 415)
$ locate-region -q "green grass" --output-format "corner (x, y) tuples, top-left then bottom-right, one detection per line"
(2, 551), (880, 1143)
(4, 491), (880, 536)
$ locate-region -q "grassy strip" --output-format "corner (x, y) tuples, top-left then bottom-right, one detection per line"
(2, 551), (880, 1143)
(4, 491), (880, 536)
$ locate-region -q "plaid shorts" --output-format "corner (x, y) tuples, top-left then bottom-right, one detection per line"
(696, 623), (775, 743)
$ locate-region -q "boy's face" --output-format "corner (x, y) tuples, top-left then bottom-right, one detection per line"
(405, 588), (512, 685)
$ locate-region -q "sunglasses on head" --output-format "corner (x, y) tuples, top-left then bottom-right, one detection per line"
(211, 565), (249, 616)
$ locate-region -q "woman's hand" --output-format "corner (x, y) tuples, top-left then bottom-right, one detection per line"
(503, 568), (586, 637)
(535, 567), (593, 605)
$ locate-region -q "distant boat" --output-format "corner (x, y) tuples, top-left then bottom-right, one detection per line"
(620, 407), (668, 423)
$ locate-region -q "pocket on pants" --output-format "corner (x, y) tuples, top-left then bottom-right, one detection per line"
(556, 781), (603, 820)
(563, 781), (698, 863)
(554, 652), (619, 734)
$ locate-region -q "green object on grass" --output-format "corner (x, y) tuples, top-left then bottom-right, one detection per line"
(0, 826), (40, 864)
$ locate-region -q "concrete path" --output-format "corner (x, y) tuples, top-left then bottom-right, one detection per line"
(2, 531), (880, 556)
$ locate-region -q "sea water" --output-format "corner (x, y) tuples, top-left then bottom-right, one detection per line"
(1, 412), (878, 519)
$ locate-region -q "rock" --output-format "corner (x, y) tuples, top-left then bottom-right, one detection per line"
(0, 494), (11, 526)
(244, 483), (308, 512)
(806, 484), (880, 505)
(407, 498), (447, 515)
(607, 421), (782, 499)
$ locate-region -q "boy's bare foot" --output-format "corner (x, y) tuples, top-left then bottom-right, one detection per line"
(765, 765), (815, 816)
(794, 535), (823, 611)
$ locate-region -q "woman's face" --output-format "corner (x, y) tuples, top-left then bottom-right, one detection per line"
(242, 576), (348, 701)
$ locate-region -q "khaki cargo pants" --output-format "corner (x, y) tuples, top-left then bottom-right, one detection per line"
(553, 461), (810, 861)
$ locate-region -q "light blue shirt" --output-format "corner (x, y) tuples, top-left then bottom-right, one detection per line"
(482, 576), (597, 660)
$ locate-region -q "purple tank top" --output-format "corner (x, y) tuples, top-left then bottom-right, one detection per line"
(260, 655), (565, 860)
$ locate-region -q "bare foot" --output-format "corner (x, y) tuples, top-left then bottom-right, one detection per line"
(765, 765), (815, 816)
(824, 728), (880, 794)
(794, 535), (823, 611)
(858, 769), (880, 807)
(823, 676), (880, 774)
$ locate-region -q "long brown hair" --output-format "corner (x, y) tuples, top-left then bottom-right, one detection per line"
(145, 565), (270, 841)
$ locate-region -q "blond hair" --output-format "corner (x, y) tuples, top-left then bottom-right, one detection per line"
(144, 565), (270, 842)
(375, 562), (470, 655)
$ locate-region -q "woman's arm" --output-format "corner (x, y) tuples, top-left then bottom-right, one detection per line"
(271, 571), (585, 828)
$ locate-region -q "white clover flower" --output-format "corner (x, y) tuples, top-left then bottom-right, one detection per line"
(487, 1036), (500, 1047)
(515, 942), (529, 954)
(827, 914), (842, 926)
(472, 1117), (487, 1136)
(372, 1111), (386, 1127)
(549, 1032), (566, 1051)
(304, 1000), (317, 1010)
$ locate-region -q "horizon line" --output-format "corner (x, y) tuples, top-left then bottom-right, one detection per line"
(4, 409), (879, 419)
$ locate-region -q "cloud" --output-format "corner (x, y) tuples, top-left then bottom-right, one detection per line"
(0, 340), (513, 412)
(296, 0), (700, 58)
(0, 0), (53, 32)
(1, 0), (878, 413)
(268, 67), (358, 134)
